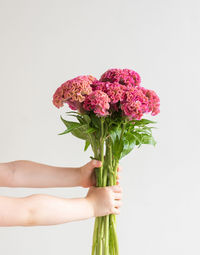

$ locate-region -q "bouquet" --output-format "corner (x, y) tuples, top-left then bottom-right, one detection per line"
(52, 68), (160, 255)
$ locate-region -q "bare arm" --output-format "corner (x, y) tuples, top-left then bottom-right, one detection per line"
(0, 160), (102, 188)
(0, 186), (122, 227)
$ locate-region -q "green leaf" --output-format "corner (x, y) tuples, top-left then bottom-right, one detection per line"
(60, 116), (80, 129)
(70, 124), (91, 140)
(140, 134), (156, 146)
(109, 125), (121, 144)
(60, 116), (91, 140)
(83, 115), (91, 124)
(131, 132), (142, 146)
(86, 127), (96, 134)
(65, 111), (82, 115)
(89, 112), (100, 129)
(58, 117), (82, 135)
(131, 118), (156, 126)
(120, 132), (136, 159)
(58, 129), (72, 135)
(84, 140), (90, 151)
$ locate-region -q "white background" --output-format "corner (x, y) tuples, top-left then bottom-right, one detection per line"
(0, 0), (200, 254)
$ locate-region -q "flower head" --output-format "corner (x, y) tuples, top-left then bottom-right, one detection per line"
(91, 80), (125, 104)
(52, 75), (97, 110)
(141, 88), (160, 116)
(83, 90), (110, 117)
(100, 68), (141, 87)
(121, 87), (149, 120)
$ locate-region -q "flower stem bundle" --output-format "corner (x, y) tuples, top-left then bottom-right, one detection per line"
(52, 68), (160, 255)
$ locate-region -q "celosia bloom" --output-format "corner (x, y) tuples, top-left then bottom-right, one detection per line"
(52, 86), (65, 109)
(141, 87), (160, 116)
(83, 90), (110, 116)
(100, 68), (141, 87)
(52, 75), (97, 110)
(91, 81), (125, 104)
(121, 87), (149, 120)
(52, 68), (160, 119)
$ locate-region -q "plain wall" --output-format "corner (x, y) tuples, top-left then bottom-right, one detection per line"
(0, 0), (200, 254)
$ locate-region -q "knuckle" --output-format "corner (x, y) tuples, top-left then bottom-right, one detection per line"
(111, 200), (115, 207)
(92, 160), (97, 166)
(111, 208), (115, 214)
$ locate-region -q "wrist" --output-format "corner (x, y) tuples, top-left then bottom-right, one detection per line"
(76, 167), (83, 187)
(65, 167), (82, 187)
(84, 197), (95, 218)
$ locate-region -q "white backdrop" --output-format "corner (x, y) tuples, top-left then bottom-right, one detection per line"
(0, 0), (200, 254)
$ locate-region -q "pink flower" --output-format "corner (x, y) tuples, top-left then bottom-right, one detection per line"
(100, 68), (141, 87)
(141, 88), (160, 116)
(52, 75), (97, 110)
(121, 87), (149, 120)
(83, 90), (110, 117)
(52, 70), (160, 120)
(91, 81), (125, 104)
(91, 80), (107, 92)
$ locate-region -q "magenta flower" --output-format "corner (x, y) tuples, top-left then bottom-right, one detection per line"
(83, 90), (110, 117)
(91, 81), (125, 104)
(52, 75), (97, 110)
(100, 68), (141, 87)
(52, 69), (160, 119)
(121, 87), (149, 120)
(141, 88), (160, 116)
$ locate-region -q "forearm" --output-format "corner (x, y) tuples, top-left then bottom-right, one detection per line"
(2, 160), (81, 188)
(0, 194), (94, 227)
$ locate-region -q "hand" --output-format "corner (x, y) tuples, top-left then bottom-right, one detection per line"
(85, 185), (123, 217)
(79, 160), (122, 188)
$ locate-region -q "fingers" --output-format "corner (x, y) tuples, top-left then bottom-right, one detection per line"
(91, 160), (102, 168)
(114, 200), (122, 208)
(116, 173), (120, 180)
(117, 165), (122, 185)
(113, 208), (120, 215)
(111, 185), (122, 214)
(114, 192), (122, 200)
(117, 165), (122, 172)
(110, 185), (122, 193)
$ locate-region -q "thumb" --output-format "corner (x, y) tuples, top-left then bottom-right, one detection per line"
(88, 159), (102, 170)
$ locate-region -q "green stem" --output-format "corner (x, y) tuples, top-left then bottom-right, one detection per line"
(106, 137), (113, 186)
(97, 217), (102, 255)
(104, 215), (109, 255)
(88, 132), (99, 187)
(97, 118), (106, 255)
(119, 122), (126, 142)
(92, 119), (123, 255)
(111, 214), (119, 255)
(92, 217), (98, 255)
(98, 117), (105, 186)
(109, 215), (114, 255)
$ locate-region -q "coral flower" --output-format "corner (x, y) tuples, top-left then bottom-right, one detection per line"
(52, 75), (97, 110)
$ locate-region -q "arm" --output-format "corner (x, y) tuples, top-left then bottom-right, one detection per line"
(0, 159), (102, 188)
(0, 186), (122, 227)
